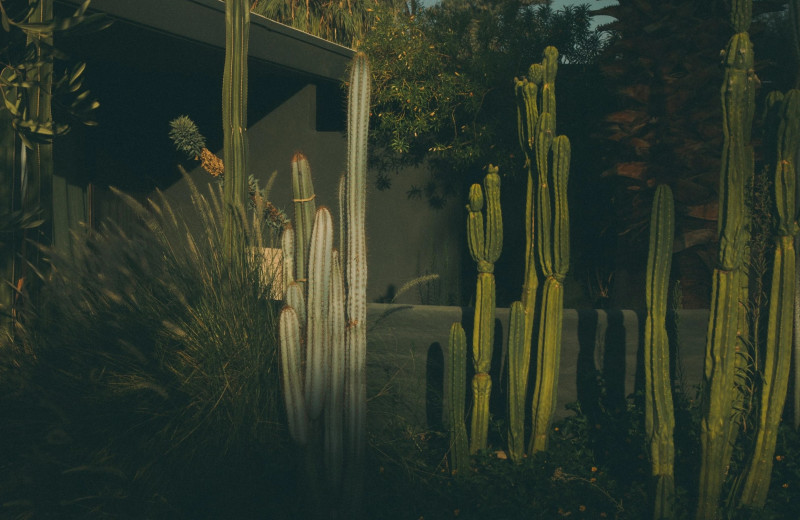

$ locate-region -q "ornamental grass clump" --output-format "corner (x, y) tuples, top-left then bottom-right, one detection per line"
(0, 175), (288, 519)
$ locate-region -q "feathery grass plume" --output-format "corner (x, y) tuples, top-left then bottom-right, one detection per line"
(169, 115), (206, 158)
(390, 273), (440, 303)
(0, 173), (288, 518)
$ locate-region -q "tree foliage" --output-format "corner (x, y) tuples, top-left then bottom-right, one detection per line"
(250, 0), (408, 48)
(361, 0), (608, 205)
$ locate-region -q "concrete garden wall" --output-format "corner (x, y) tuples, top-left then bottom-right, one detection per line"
(365, 304), (709, 434)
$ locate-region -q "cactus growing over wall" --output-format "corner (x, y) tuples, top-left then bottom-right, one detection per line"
(644, 184), (676, 519)
(527, 46), (571, 455)
(466, 166), (503, 454)
(222, 0), (250, 255)
(739, 89), (800, 508)
(697, 0), (756, 517)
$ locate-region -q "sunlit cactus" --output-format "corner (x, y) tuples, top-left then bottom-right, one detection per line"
(644, 185), (676, 519)
(697, 0), (756, 517)
(529, 46), (571, 454)
(446, 322), (470, 474)
(739, 89), (800, 508)
(466, 166), (503, 454)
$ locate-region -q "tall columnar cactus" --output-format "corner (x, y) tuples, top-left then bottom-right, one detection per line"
(739, 89), (800, 508)
(644, 185), (676, 520)
(446, 322), (470, 473)
(222, 0), (250, 254)
(506, 301), (528, 463)
(344, 52), (370, 488)
(528, 46), (571, 455)
(515, 62), (543, 358)
(466, 166), (503, 454)
(697, 1), (756, 517)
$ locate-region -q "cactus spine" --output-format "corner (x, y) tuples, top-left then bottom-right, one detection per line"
(446, 322), (470, 473)
(506, 301), (528, 463)
(222, 0), (249, 255)
(697, 1), (756, 517)
(739, 89), (800, 508)
(644, 185), (676, 520)
(528, 46), (570, 455)
(466, 166), (503, 453)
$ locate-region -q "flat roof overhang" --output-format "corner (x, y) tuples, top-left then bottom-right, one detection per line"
(56, 0), (355, 83)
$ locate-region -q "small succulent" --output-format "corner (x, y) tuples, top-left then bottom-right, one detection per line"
(169, 115), (206, 159)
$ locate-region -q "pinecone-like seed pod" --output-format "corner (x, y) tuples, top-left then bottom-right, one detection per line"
(201, 148), (225, 177)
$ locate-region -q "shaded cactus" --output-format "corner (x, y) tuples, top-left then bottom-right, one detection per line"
(446, 322), (470, 473)
(739, 89), (800, 508)
(466, 166), (503, 454)
(506, 301), (528, 463)
(222, 0), (250, 254)
(644, 185), (676, 519)
(697, 1), (756, 516)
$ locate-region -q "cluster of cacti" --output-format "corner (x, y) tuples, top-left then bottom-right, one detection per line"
(644, 184), (676, 520)
(696, 0), (756, 516)
(445, 165), (502, 468)
(520, 46), (571, 455)
(446, 45), (571, 468)
(739, 89), (800, 508)
(278, 52), (371, 515)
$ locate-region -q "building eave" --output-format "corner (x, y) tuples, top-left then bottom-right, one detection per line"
(56, 0), (355, 83)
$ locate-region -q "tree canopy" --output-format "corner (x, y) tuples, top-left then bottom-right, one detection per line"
(361, 0), (608, 206)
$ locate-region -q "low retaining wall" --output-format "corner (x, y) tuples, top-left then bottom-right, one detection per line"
(365, 304), (710, 433)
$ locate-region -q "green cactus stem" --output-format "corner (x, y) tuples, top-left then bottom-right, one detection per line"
(507, 301), (528, 463)
(306, 207), (334, 421)
(644, 185), (676, 520)
(279, 305), (309, 446)
(343, 52), (370, 514)
(739, 89), (800, 508)
(467, 166), (503, 454)
(291, 153), (317, 290)
(697, 1), (756, 516)
(447, 322), (470, 474)
(530, 109), (571, 454)
(326, 249), (346, 489)
(222, 0), (249, 255)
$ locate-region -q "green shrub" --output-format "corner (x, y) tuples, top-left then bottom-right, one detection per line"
(0, 177), (291, 518)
